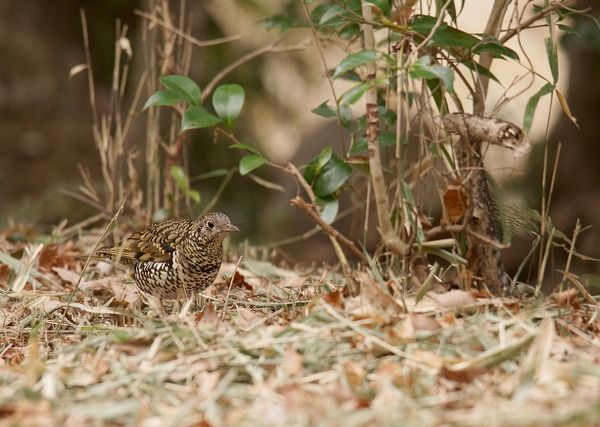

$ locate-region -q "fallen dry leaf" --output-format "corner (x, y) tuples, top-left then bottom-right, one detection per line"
(394, 313), (441, 341)
(343, 359), (367, 388)
(428, 289), (477, 308)
(443, 185), (468, 224)
(439, 364), (487, 383)
(322, 289), (344, 309)
(281, 345), (304, 376)
(52, 266), (81, 285)
(235, 307), (263, 330)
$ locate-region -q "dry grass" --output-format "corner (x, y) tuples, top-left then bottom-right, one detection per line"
(1, 237), (599, 426)
(2, 2), (599, 426)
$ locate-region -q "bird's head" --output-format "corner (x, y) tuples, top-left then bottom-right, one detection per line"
(194, 212), (239, 245)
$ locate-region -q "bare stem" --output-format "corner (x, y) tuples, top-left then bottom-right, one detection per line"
(362, 1), (408, 257)
(291, 197), (363, 260)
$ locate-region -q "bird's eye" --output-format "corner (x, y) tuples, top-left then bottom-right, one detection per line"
(207, 221), (214, 229)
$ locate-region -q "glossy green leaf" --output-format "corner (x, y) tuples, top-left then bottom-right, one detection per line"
(318, 4), (346, 26)
(473, 37), (519, 61)
(316, 146), (333, 172)
(152, 208), (171, 222)
(261, 14), (299, 32)
(369, 0), (392, 14)
(304, 147), (336, 185)
(159, 75), (201, 106)
(523, 83), (554, 134)
(239, 155), (267, 175)
(409, 55), (454, 93)
(333, 50), (377, 79)
(463, 60), (499, 83)
(229, 143), (263, 157)
(170, 166), (188, 192)
(312, 101), (337, 119)
(337, 23), (362, 40)
(314, 155), (352, 197)
(350, 130), (401, 154)
(339, 104), (353, 128)
(411, 15), (479, 48)
(317, 0), (361, 27)
(182, 106), (222, 131)
(213, 84), (245, 130)
(188, 189), (201, 204)
(317, 197), (339, 225)
(545, 37), (559, 83)
(143, 90), (183, 110)
(338, 82), (371, 105)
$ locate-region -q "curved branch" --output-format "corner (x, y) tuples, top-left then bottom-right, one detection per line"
(202, 39), (309, 102)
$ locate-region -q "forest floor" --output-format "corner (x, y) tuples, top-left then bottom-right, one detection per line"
(1, 224), (600, 427)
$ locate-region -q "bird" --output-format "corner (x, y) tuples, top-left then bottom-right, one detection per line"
(93, 212), (239, 300)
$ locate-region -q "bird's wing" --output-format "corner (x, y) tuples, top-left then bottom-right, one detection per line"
(96, 219), (191, 264)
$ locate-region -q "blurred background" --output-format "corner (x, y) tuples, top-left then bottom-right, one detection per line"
(0, 0), (598, 280)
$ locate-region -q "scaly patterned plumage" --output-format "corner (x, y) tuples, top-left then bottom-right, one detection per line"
(94, 212), (238, 299)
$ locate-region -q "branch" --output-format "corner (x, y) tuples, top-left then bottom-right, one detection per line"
(473, 0), (512, 115)
(290, 197), (364, 260)
(441, 113), (525, 149)
(135, 9), (241, 48)
(202, 39), (310, 102)
(425, 224), (510, 250)
(500, 1), (581, 44)
(361, 1), (408, 257)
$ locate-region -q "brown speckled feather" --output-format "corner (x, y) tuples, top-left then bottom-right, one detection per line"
(94, 213), (238, 299)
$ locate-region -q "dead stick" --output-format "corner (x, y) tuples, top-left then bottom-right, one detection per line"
(291, 197), (364, 260)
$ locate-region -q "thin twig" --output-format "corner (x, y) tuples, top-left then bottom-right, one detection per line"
(500, 1), (581, 44)
(202, 39), (309, 102)
(135, 9), (241, 48)
(290, 197), (363, 260)
(362, 1), (408, 258)
(426, 224), (510, 250)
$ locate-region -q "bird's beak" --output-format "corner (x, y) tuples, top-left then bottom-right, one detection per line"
(222, 224), (239, 233)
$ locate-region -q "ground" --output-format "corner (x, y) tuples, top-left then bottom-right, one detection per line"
(1, 230), (599, 427)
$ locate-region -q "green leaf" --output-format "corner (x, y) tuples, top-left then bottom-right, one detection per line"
(152, 208), (171, 222)
(314, 155), (352, 197)
(304, 146), (335, 185)
(409, 55), (454, 93)
(312, 101), (352, 127)
(339, 104), (353, 128)
(338, 82), (371, 105)
(523, 83), (554, 134)
(463, 60), (499, 83)
(411, 15), (479, 48)
(312, 101), (337, 119)
(188, 189), (201, 204)
(318, 4), (346, 26)
(261, 14), (299, 32)
(369, 0), (392, 15)
(212, 84), (245, 130)
(239, 155), (267, 175)
(317, 197), (339, 225)
(317, 0), (361, 27)
(170, 166), (188, 192)
(159, 75), (201, 106)
(182, 106), (222, 131)
(337, 23), (362, 40)
(472, 36), (519, 61)
(350, 130), (400, 154)
(333, 50), (378, 79)
(143, 90), (183, 110)
(318, 146), (333, 168)
(229, 143), (263, 157)
(545, 37), (559, 84)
